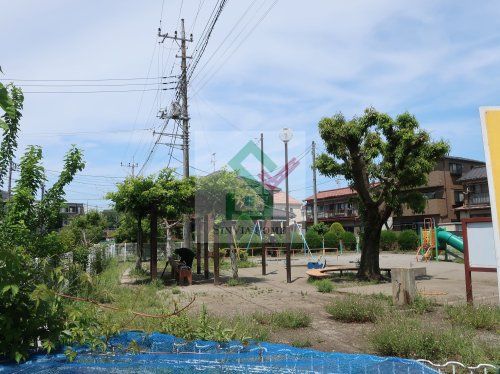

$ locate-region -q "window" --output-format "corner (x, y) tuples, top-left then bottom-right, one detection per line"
(423, 191), (436, 199)
(454, 190), (464, 204)
(449, 162), (463, 176)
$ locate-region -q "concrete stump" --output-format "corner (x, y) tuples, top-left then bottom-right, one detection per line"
(392, 268), (416, 305)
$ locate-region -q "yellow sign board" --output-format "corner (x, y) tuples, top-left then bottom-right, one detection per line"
(480, 107), (500, 302)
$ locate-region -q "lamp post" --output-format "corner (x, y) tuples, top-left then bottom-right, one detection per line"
(279, 128), (293, 283)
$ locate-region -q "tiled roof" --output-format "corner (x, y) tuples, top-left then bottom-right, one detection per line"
(273, 191), (302, 205)
(457, 166), (488, 182)
(304, 186), (357, 201)
(445, 155), (485, 164)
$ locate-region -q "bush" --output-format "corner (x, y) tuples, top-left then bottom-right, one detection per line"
(323, 231), (339, 248)
(325, 295), (385, 323)
(369, 316), (494, 365)
(380, 230), (399, 251)
(330, 222), (345, 236)
(445, 304), (500, 331)
(398, 230), (419, 251)
(305, 229), (322, 249)
(340, 231), (357, 251)
(314, 279), (334, 293)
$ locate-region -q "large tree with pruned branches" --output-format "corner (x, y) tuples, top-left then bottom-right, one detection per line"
(315, 108), (449, 279)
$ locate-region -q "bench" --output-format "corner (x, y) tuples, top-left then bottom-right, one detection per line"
(306, 266), (392, 279)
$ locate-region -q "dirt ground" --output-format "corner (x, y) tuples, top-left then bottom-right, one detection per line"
(157, 253), (498, 353)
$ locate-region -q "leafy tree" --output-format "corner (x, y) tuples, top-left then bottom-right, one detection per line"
(107, 169), (195, 279)
(0, 82), (86, 361)
(329, 222), (345, 236)
(196, 169), (264, 279)
(316, 108), (449, 279)
(310, 222), (329, 249)
(305, 229), (322, 249)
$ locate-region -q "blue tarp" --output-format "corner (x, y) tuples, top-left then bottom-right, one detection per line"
(0, 331), (436, 373)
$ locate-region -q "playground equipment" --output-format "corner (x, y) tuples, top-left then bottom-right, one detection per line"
(416, 218), (464, 262)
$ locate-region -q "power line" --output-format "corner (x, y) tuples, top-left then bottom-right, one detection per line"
(1, 76), (176, 82)
(23, 128), (151, 136)
(23, 88), (175, 94)
(16, 82), (173, 87)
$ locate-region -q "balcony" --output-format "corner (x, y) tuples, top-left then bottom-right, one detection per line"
(307, 209), (358, 220)
(470, 192), (490, 205)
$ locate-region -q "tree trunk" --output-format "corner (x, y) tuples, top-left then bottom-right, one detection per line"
(150, 206), (158, 281)
(357, 216), (383, 280)
(136, 216), (143, 271)
(229, 226), (238, 279)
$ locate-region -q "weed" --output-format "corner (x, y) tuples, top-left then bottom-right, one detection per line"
(291, 339), (312, 348)
(325, 295), (386, 323)
(369, 315), (496, 366)
(171, 287), (181, 295)
(227, 278), (247, 287)
(313, 279), (334, 293)
(254, 310), (311, 329)
(445, 304), (500, 331)
(408, 295), (436, 314)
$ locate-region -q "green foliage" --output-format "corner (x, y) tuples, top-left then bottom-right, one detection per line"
(409, 295), (436, 315)
(323, 231), (339, 248)
(227, 278), (247, 287)
(329, 222), (345, 236)
(369, 316), (495, 365)
(315, 108), (449, 278)
(325, 295), (386, 323)
(310, 222), (328, 237)
(291, 339), (312, 348)
(254, 310), (311, 329)
(305, 229), (322, 249)
(445, 304), (500, 331)
(380, 230), (399, 251)
(398, 230), (419, 251)
(313, 279), (334, 293)
(340, 231), (356, 251)
(59, 211), (107, 250)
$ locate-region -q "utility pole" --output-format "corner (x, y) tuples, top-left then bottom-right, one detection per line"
(158, 19), (193, 249)
(121, 161), (139, 178)
(7, 161), (17, 199)
(312, 141), (318, 225)
(211, 153), (216, 172)
(260, 133), (266, 276)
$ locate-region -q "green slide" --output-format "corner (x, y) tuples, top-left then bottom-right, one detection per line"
(436, 227), (464, 252)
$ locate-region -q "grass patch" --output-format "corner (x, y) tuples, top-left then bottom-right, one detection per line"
(369, 315), (498, 365)
(254, 310), (311, 329)
(445, 304), (500, 331)
(291, 339), (312, 348)
(312, 279), (334, 293)
(325, 294), (386, 323)
(408, 295), (436, 314)
(220, 259), (257, 270)
(171, 286), (181, 295)
(227, 278), (247, 287)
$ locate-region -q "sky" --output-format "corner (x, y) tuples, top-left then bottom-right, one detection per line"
(2, 0), (500, 209)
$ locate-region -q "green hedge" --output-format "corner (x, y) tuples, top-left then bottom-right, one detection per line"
(380, 230), (399, 251)
(398, 230), (419, 251)
(305, 229), (322, 249)
(324, 231), (340, 248)
(340, 231), (357, 251)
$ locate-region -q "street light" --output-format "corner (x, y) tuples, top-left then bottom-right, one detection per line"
(280, 128), (293, 283)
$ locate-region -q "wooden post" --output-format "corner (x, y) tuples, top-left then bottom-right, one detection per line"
(261, 220), (267, 275)
(150, 206), (158, 280)
(204, 214), (209, 279)
(196, 218), (201, 274)
(213, 224), (220, 285)
(391, 268), (416, 305)
(229, 224), (238, 279)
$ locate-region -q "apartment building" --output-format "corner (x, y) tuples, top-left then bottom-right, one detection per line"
(304, 156), (485, 231)
(455, 165), (491, 219)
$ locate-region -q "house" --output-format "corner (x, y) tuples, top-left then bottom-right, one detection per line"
(455, 165), (491, 219)
(60, 202), (85, 226)
(271, 190), (303, 225)
(303, 156), (486, 232)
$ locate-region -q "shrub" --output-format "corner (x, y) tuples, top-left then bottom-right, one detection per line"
(445, 304), (500, 331)
(254, 310), (311, 328)
(329, 222), (345, 236)
(340, 231), (357, 251)
(380, 230), (399, 251)
(323, 231), (340, 248)
(314, 279), (334, 293)
(398, 230), (419, 251)
(369, 316), (493, 365)
(325, 295), (385, 322)
(305, 229), (322, 249)
(409, 295), (436, 314)
(291, 339), (312, 348)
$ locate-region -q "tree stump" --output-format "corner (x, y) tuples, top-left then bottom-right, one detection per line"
(391, 268), (416, 305)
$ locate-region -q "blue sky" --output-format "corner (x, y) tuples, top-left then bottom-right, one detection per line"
(2, 0), (500, 209)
